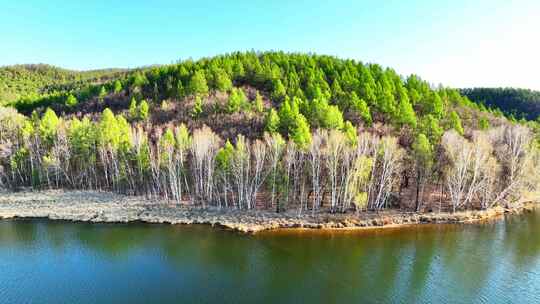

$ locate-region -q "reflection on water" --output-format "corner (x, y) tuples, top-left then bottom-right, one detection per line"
(1, 211), (540, 304)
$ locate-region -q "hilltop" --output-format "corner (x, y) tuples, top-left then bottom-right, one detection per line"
(9, 52), (511, 140)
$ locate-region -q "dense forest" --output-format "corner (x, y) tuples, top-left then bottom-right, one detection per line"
(0, 64), (127, 104)
(1, 51), (539, 214)
(462, 87), (540, 121)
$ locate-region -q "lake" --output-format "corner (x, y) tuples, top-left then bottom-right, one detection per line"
(1, 210), (539, 303)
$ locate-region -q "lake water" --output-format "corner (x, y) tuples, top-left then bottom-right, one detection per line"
(1, 211), (539, 304)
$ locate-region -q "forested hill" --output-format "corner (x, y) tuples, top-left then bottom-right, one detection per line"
(2, 51), (539, 214)
(0, 64), (127, 104)
(461, 88), (540, 121)
(9, 51), (508, 142)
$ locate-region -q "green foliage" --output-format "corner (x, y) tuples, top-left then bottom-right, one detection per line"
(98, 108), (119, 148)
(265, 108), (280, 133)
(188, 70), (209, 96)
(462, 87), (540, 120)
(113, 80), (123, 93)
(159, 128), (176, 163)
(129, 97), (138, 120)
(479, 116), (490, 130)
(65, 94), (78, 107)
(271, 79), (287, 102)
(131, 72), (148, 89)
(175, 123), (191, 150)
(342, 121), (357, 146)
(350, 92), (372, 126)
(421, 91), (444, 118)
(290, 113), (311, 149)
(278, 97), (299, 134)
(191, 96), (203, 118)
(322, 105), (344, 129)
(68, 117), (96, 161)
(253, 92), (264, 113)
(226, 88), (247, 113)
(138, 99), (149, 121)
(39, 108), (59, 144)
(419, 114), (443, 144)
(216, 140), (235, 171)
(447, 111), (464, 135)
(396, 94), (417, 128)
(116, 114), (132, 151)
(98, 86), (107, 102)
(412, 133), (433, 168)
(210, 67), (232, 92)
(0, 64), (125, 104)
(6, 51), (514, 141)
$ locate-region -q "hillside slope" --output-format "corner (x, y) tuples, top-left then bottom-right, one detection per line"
(0, 64), (127, 104)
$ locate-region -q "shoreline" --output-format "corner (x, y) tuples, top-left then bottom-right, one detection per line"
(0, 190), (537, 233)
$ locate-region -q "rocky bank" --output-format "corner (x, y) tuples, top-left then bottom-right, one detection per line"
(0, 190), (537, 233)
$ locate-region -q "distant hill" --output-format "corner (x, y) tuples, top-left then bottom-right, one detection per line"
(0, 64), (127, 104)
(461, 87), (540, 121)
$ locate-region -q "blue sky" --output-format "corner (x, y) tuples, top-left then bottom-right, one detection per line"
(1, 0), (539, 89)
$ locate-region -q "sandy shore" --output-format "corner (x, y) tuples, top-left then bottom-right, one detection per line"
(0, 190), (537, 233)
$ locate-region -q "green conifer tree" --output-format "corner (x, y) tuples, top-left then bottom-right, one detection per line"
(113, 80), (123, 94)
(138, 100), (149, 121)
(188, 70), (209, 96)
(448, 111), (464, 135)
(290, 113), (311, 149)
(65, 94), (78, 107)
(265, 109), (280, 133)
(396, 95), (417, 128)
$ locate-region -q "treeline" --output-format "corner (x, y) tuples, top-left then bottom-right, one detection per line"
(0, 64), (126, 105)
(462, 87), (540, 121)
(1, 106), (538, 213)
(11, 52), (508, 148)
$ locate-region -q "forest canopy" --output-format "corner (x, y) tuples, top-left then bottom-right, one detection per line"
(461, 87), (540, 121)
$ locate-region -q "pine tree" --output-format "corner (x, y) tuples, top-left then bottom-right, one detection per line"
(271, 79), (287, 102)
(342, 121), (357, 146)
(396, 94), (417, 128)
(212, 68), (232, 92)
(65, 94), (78, 107)
(479, 116), (490, 130)
(350, 92), (372, 125)
(191, 96), (203, 118)
(116, 114), (132, 151)
(188, 70), (209, 96)
(138, 100), (149, 121)
(419, 114), (443, 144)
(278, 97), (297, 133)
(290, 113), (311, 149)
(253, 92), (264, 113)
(423, 91), (444, 118)
(448, 111), (464, 135)
(113, 80), (123, 94)
(226, 88), (247, 113)
(129, 97), (138, 120)
(98, 108), (120, 148)
(322, 105), (344, 129)
(98, 86), (107, 102)
(39, 108), (60, 145)
(265, 109), (280, 133)
(358, 65), (377, 105)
